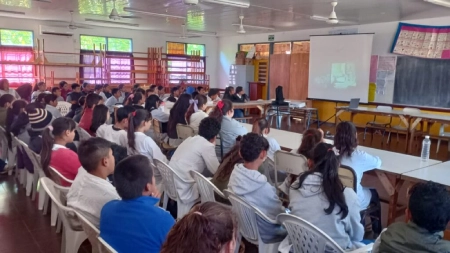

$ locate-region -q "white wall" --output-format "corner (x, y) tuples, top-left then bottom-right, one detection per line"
(0, 16), (219, 86)
(218, 16), (450, 95)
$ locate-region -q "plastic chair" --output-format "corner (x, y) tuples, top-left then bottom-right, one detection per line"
(0, 126), (8, 161)
(153, 119), (176, 151)
(40, 177), (87, 253)
(176, 123), (195, 140)
(48, 166), (74, 230)
(189, 170), (225, 203)
(260, 157), (276, 186)
(436, 124), (450, 153)
(153, 158), (195, 219)
(76, 126), (92, 141)
(364, 105), (392, 141)
(277, 214), (373, 253)
(11, 135), (26, 185)
(56, 101), (72, 116)
(338, 165), (357, 190)
(75, 211), (100, 253)
(224, 189), (282, 253)
(98, 237), (118, 253)
(15, 139), (40, 200)
(274, 150), (308, 189)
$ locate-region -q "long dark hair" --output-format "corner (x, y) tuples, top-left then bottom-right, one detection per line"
(167, 93), (191, 138)
(213, 136), (243, 181)
(5, 100), (28, 148)
(85, 93), (101, 109)
(40, 117), (76, 176)
(185, 94), (207, 124)
(16, 84), (32, 102)
(128, 92), (144, 105)
(145, 94), (160, 112)
(252, 117), (269, 135)
(295, 142), (348, 219)
(161, 202), (237, 253)
(90, 104), (109, 134)
(223, 87), (234, 100)
(334, 121), (357, 157)
(209, 99), (233, 124)
(297, 129), (322, 158)
(127, 109), (151, 150)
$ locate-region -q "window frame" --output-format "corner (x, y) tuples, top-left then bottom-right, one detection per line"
(166, 41), (205, 56)
(0, 28), (34, 47)
(79, 34), (133, 52)
(166, 42), (207, 85)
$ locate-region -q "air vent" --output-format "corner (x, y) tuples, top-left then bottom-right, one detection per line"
(39, 25), (73, 36)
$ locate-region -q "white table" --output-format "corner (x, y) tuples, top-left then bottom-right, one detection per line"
(402, 161), (450, 187)
(243, 122), (442, 224)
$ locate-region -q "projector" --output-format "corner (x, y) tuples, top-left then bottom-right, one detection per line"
(184, 0), (199, 5)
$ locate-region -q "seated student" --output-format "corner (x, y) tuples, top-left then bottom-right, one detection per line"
(81, 82), (93, 96)
(169, 117), (220, 206)
(127, 92), (145, 109)
(31, 81), (50, 102)
(27, 107), (54, 153)
(97, 106), (134, 147)
(100, 155), (175, 253)
(90, 104), (109, 137)
(59, 81), (69, 101)
(0, 79), (20, 99)
(289, 143), (364, 250)
(117, 84), (126, 102)
(209, 99), (247, 156)
(44, 94), (62, 118)
(372, 181), (450, 253)
(79, 93), (101, 135)
(66, 83), (82, 109)
(7, 100), (30, 144)
(232, 86), (248, 102)
(67, 96), (85, 121)
(252, 118), (280, 160)
(52, 87), (64, 102)
(228, 133), (285, 242)
(145, 94), (169, 137)
(211, 136), (243, 204)
(222, 86), (234, 101)
(101, 84), (112, 100)
(93, 84), (103, 96)
(36, 92), (47, 108)
(167, 94), (191, 147)
(157, 85), (167, 100)
(41, 117), (80, 186)
(185, 94), (208, 134)
(207, 88), (221, 103)
(16, 83), (33, 102)
(197, 86), (206, 96)
(105, 88), (122, 114)
(161, 202), (237, 253)
(0, 94), (14, 127)
(165, 86), (180, 103)
(67, 137), (118, 228)
(334, 121), (382, 234)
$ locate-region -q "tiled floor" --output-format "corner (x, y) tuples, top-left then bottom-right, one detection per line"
(0, 119), (447, 253)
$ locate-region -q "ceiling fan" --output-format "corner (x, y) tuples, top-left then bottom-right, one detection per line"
(168, 24), (202, 39)
(232, 15), (275, 34)
(44, 11), (91, 30)
(108, 0), (139, 20)
(310, 1), (358, 25)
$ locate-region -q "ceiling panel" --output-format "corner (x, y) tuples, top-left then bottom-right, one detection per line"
(0, 0), (448, 36)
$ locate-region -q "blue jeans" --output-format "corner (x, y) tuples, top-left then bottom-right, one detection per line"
(233, 109), (244, 118)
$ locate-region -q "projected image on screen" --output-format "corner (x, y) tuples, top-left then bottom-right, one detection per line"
(331, 63), (356, 89)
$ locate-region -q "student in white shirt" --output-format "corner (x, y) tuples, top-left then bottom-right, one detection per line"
(90, 104), (109, 136)
(145, 95), (169, 123)
(97, 106), (135, 147)
(44, 94), (62, 118)
(169, 117), (221, 207)
(334, 121), (382, 234)
(67, 137), (118, 228)
(185, 94), (208, 134)
(0, 79), (21, 100)
(105, 88), (123, 114)
(207, 88), (221, 103)
(51, 87), (64, 102)
(251, 118), (280, 160)
(31, 81), (50, 102)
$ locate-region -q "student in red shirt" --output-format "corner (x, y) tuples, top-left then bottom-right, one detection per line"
(59, 81), (69, 101)
(79, 93), (101, 135)
(41, 117), (81, 186)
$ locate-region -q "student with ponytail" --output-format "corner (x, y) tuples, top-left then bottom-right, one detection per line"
(90, 104), (109, 136)
(167, 93), (191, 147)
(289, 142), (364, 250)
(185, 94), (208, 134)
(40, 117), (80, 186)
(209, 99), (247, 155)
(127, 91), (145, 110)
(161, 202), (238, 253)
(79, 93), (101, 134)
(252, 117), (280, 159)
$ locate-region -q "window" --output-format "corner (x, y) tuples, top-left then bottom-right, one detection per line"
(273, 42), (291, 54)
(80, 35), (133, 84)
(0, 29), (35, 86)
(166, 42), (206, 85)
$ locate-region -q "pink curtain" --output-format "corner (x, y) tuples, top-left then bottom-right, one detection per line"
(0, 46), (35, 87)
(80, 51), (133, 84)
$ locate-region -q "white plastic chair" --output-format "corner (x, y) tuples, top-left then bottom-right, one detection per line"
(56, 101), (72, 116)
(277, 214), (373, 253)
(98, 237), (118, 253)
(40, 177), (87, 253)
(189, 170), (225, 203)
(48, 166), (74, 231)
(274, 150), (308, 189)
(0, 126), (8, 161)
(75, 211), (100, 253)
(15, 139), (40, 200)
(76, 125), (92, 141)
(153, 158), (196, 219)
(436, 124), (450, 153)
(261, 157), (276, 186)
(176, 123), (195, 140)
(224, 189), (282, 253)
(12, 136), (26, 186)
(387, 107), (422, 144)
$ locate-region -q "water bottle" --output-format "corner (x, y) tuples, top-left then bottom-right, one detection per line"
(421, 135), (431, 161)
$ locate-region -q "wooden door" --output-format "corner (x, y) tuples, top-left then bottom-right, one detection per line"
(289, 53), (310, 100)
(269, 54), (291, 99)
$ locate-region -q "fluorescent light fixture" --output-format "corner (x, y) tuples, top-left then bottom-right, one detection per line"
(424, 0), (450, 7)
(232, 23), (275, 30)
(0, 10), (26, 15)
(187, 29), (217, 35)
(85, 18), (139, 27)
(202, 0), (250, 8)
(123, 7), (186, 19)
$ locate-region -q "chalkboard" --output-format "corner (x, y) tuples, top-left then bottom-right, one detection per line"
(394, 56), (450, 108)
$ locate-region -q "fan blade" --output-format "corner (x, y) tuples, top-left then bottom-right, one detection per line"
(310, 15), (328, 21)
(338, 19), (359, 25)
(120, 15), (141, 19)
